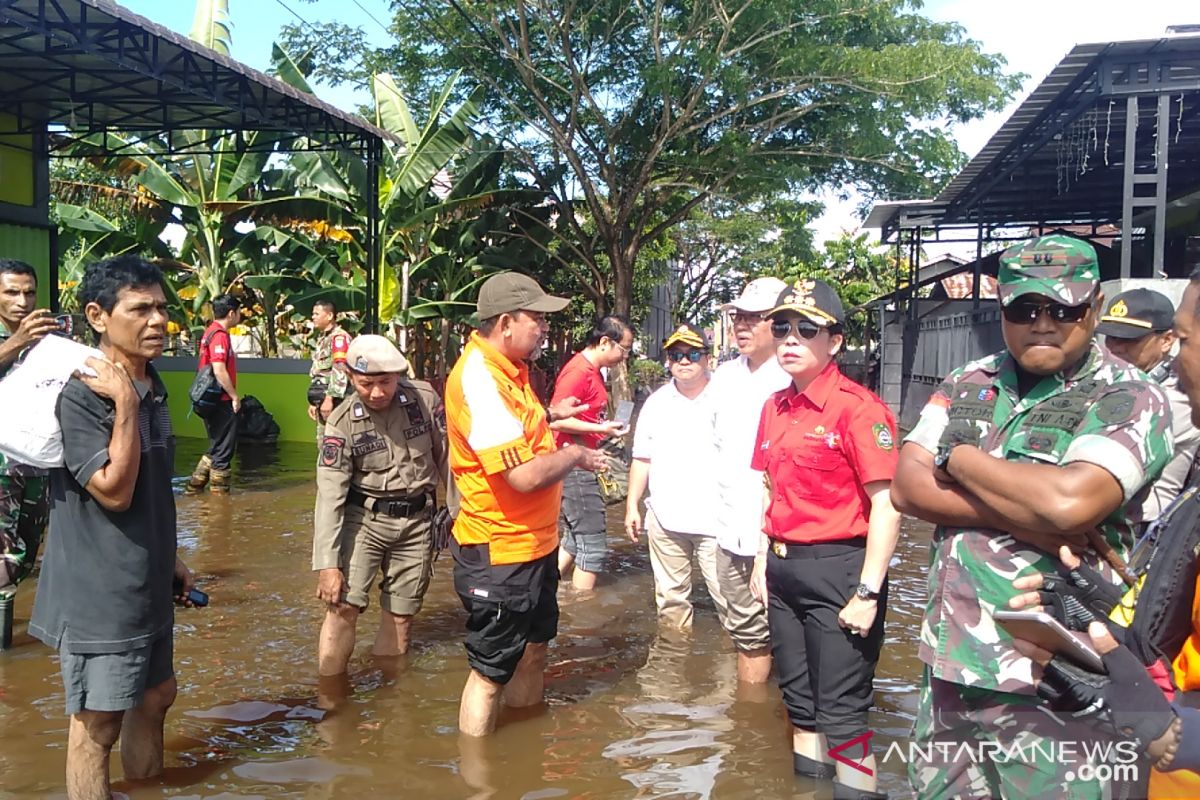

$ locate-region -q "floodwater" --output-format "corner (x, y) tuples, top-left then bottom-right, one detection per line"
(0, 439), (931, 799)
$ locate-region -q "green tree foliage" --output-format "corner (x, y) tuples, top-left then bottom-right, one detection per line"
(668, 198), (822, 325)
(282, 0), (1018, 324)
(788, 231), (905, 347)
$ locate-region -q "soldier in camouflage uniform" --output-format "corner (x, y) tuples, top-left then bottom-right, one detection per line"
(891, 235), (1173, 799)
(0, 260), (58, 614)
(307, 299), (350, 433)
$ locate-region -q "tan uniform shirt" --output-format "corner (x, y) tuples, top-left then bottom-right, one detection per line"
(311, 378), (447, 569)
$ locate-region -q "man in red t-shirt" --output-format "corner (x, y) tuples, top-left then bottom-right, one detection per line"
(186, 294), (241, 495)
(550, 315), (635, 590)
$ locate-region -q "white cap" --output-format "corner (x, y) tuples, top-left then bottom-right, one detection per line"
(721, 277), (788, 313)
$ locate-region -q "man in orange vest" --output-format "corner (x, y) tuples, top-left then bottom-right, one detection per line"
(444, 272), (607, 737)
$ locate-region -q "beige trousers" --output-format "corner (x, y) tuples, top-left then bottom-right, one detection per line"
(646, 509), (731, 630)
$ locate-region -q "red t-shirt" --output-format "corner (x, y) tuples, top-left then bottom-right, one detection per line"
(198, 321), (237, 401)
(751, 362), (897, 543)
(551, 351), (608, 449)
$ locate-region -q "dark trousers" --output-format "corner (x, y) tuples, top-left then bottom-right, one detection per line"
(202, 401), (239, 470)
(766, 540), (887, 750)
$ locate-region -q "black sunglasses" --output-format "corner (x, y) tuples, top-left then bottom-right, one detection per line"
(1001, 297), (1092, 325)
(770, 319), (823, 340)
(667, 348), (706, 364)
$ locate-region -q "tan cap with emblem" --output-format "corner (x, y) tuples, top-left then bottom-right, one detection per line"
(346, 334), (410, 375)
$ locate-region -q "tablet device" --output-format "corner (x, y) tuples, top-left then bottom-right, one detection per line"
(993, 609), (1105, 672)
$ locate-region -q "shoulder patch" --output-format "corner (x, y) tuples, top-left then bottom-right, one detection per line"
(1094, 390), (1138, 425)
(320, 436), (345, 468)
(872, 423), (894, 451)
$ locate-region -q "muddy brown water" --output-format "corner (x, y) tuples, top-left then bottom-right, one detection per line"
(0, 440), (931, 799)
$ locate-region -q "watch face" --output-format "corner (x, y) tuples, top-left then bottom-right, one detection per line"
(856, 583), (875, 600)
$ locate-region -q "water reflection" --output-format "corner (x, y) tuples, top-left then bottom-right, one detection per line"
(0, 439), (931, 799)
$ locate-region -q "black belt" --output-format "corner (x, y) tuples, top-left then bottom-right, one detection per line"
(348, 489), (429, 517)
(768, 538), (865, 559)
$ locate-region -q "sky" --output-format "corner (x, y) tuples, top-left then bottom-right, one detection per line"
(119, 0), (1198, 254)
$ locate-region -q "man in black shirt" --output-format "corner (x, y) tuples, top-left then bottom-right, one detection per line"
(29, 255), (195, 800)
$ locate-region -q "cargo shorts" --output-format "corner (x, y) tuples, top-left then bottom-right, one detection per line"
(340, 504), (434, 616)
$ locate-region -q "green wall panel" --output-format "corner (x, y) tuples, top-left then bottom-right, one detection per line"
(157, 363), (316, 444)
(0, 120), (35, 207)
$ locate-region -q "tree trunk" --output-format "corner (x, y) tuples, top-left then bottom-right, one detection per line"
(411, 323), (427, 380)
(438, 317), (452, 384)
(608, 250), (635, 404)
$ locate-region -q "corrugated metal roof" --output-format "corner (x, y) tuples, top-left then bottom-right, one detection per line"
(0, 0), (396, 146)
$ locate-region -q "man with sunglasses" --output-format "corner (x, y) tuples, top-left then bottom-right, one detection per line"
(747, 279), (900, 800)
(891, 235), (1173, 799)
(626, 324), (732, 632)
(1097, 288), (1200, 529)
(709, 277), (791, 685)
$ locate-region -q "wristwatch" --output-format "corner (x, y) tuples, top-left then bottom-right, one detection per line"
(933, 443), (955, 476)
(855, 583), (880, 601)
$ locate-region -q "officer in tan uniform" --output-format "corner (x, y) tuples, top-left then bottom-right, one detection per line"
(312, 334), (447, 676)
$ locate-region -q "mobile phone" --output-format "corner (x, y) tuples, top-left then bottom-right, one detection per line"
(993, 609), (1103, 672)
(172, 577), (209, 608)
(613, 400), (634, 427)
(53, 314), (73, 336)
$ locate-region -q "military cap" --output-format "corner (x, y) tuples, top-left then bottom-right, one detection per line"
(663, 323), (709, 350)
(1096, 288), (1175, 338)
(998, 235), (1099, 307)
(767, 277), (844, 326)
(477, 272), (569, 319)
(345, 334), (410, 375)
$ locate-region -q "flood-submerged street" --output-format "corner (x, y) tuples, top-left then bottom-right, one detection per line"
(0, 440), (930, 799)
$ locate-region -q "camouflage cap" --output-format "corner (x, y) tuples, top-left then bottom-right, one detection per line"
(997, 235), (1099, 307)
(346, 334), (410, 375)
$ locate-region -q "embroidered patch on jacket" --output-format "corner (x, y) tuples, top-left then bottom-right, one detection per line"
(351, 430), (387, 457)
(320, 436), (345, 468)
(872, 423), (894, 451)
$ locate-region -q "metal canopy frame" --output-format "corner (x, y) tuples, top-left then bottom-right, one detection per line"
(868, 34), (1200, 281)
(0, 0), (393, 329)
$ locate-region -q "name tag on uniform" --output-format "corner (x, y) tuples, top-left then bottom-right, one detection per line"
(404, 422), (432, 440)
(351, 430), (387, 457)
(404, 403), (426, 426)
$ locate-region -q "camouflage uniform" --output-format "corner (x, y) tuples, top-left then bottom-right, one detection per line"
(309, 324), (350, 405)
(904, 236), (1173, 799)
(0, 327), (49, 598)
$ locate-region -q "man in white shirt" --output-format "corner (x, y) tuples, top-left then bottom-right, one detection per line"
(710, 277), (790, 683)
(625, 324), (729, 630)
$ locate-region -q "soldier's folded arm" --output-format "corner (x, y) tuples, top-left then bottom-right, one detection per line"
(891, 441), (1011, 529)
(943, 445), (1124, 534)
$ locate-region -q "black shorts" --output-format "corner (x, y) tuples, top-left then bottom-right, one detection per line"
(765, 539), (887, 749)
(451, 540), (559, 685)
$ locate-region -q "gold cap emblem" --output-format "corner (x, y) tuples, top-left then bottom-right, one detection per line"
(1108, 299), (1128, 318)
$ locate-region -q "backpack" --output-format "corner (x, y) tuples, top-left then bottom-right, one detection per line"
(189, 328), (226, 417)
(1123, 484), (1200, 667)
(236, 395), (280, 443)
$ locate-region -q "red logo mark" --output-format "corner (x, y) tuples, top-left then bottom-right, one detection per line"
(827, 731), (874, 776)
